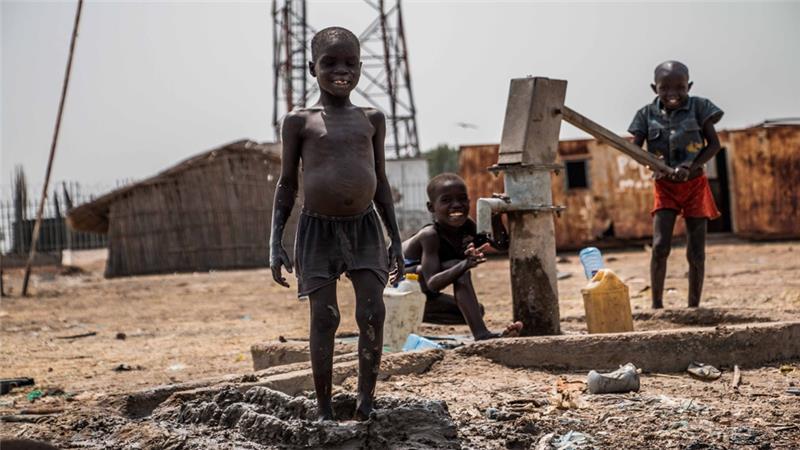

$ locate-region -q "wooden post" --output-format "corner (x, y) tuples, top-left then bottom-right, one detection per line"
(21, 0), (84, 296)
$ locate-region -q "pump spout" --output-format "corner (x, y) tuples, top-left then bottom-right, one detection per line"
(476, 197), (513, 238)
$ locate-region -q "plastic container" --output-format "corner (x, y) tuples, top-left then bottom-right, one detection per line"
(382, 273), (427, 351)
(402, 333), (442, 351)
(580, 268), (634, 334)
(578, 247), (604, 280)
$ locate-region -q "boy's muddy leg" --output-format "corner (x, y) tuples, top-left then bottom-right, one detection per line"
(651, 209), (678, 309)
(308, 282), (340, 420)
(452, 271), (493, 339)
(685, 217), (707, 307)
(350, 269), (386, 420)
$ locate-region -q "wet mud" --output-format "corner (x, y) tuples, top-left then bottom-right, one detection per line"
(19, 386), (460, 450)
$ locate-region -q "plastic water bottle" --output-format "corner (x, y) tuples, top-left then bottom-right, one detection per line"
(579, 247), (604, 280)
(402, 333), (442, 351)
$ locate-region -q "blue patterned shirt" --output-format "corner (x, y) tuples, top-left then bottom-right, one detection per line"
(628, 96), (723, 168)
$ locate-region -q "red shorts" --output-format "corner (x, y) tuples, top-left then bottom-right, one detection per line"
(652, 174), (720, 219)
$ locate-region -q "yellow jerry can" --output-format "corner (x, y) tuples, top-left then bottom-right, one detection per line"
(581, 268), (634, 334)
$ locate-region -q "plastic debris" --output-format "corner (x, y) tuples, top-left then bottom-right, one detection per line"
(586, 363), (640, 394)
(687, 362), (722, 381)
(26, 390), (43, 402)
(551, 430), (594, 450)
(402, 334), (442, 351)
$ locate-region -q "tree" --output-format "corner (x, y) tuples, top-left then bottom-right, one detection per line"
(424, 144), (459, 178)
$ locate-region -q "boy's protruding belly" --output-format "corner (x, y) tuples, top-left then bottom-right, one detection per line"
(302, 163), (377, 216)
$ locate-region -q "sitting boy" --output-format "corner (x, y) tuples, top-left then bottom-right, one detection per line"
(402, 173), (522, 340)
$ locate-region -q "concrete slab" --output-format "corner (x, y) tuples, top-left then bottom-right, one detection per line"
(250, 340), (358, 371)
(456, 321), (800, 372)
(121, 349), (444, 418)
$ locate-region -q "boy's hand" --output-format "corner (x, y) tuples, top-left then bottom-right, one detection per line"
(388, 240), (404, 285)
(270, 245), (293, 288)
(463, 243), (490, 269)
(671, 164), (691, 182)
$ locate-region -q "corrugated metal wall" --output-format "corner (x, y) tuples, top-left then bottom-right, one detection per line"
(460, 125), (800, 248)
(459, 140), (659, 249)
(724, 125), (800, 238)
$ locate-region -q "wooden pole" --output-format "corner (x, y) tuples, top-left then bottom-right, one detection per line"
(21, 0), (84, 296)
(560, 105), (673, 175)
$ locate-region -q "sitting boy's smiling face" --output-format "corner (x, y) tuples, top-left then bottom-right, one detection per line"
(310, 38), (361, 98)
(428, 180), (470, 228)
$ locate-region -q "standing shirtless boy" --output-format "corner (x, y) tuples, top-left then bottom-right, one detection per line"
(402, 173), (522, 340)
(269, 27), (404, 421)
(628, 61), (724, 309)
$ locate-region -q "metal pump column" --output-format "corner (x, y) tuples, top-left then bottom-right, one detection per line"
(478, 77), (567, 336)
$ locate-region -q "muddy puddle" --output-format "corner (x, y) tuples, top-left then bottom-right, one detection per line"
(16, 386), (460, 450)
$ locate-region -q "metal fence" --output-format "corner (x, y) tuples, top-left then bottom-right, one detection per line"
(0, 182), (118, 255)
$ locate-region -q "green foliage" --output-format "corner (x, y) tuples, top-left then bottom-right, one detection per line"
(424, 144), (459, 178)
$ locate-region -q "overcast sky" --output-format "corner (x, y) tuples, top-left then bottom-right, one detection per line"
(2, 1), (798, 193)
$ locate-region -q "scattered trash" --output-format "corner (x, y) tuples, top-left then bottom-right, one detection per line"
(687, 362), (722, 381)
(112, 364), (143, 372)
(731, 365), (741, 389)
(551, 430), (594, 449)
(18, 407), (64, 415)
(0, 378), (34, 395)
(534, 432), (556, 450)
(55, 331), (97, 340)
(115, 332), (126, 340)
(235, 353), (246, 362)
(786, 387), (800, 396)
(553, 377), (586, 409)
(729, 427), (762, 445)
(669, 420), (689, 429)
(586, 363), (640, 394)
(779, 364), (794, 374)
(483, 407), (520, 421)
(167, 363), (187, 371)
(402, 334), (442, 351)
(240, 315), (252, 321)
(26, 390), (43, 402)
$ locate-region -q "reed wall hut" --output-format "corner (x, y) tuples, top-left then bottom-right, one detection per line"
(67, 140), (299, 277)
(459, 120), (800, 249)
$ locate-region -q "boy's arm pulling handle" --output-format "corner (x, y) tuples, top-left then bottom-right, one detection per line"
(560, 106), (674, 176)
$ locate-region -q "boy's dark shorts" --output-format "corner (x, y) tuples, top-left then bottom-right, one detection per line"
(294, 206), (389, 297)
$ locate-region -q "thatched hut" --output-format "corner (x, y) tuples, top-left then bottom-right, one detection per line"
(68, 140), (298, 277)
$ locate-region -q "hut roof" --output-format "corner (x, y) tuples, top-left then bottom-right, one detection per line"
(67, 139), (280, 234)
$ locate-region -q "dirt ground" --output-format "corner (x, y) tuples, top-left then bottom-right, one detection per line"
(1, 239), (799, 448)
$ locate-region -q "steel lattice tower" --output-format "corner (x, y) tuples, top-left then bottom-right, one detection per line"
(272, 0), (420, 158)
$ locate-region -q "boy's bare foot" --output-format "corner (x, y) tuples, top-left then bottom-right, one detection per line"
(354, 401), (374, 421)
(318, 406), (335, 422)
(474, 321), (523, 341)
(502, 321), (523, 337)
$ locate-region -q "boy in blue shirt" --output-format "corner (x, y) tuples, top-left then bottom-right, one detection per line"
(628, 61), (724, 309)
